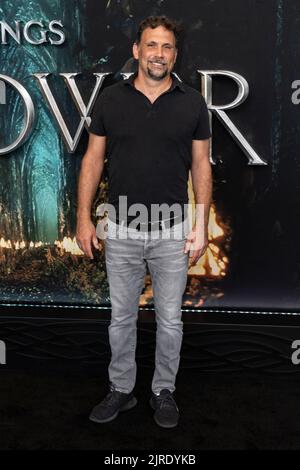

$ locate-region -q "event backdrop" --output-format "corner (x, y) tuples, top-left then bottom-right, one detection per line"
(0, 0), (298, 311)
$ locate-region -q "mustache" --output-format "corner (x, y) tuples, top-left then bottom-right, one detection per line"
(148, 58), (167, 65)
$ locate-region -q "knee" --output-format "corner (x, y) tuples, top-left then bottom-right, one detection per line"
(156, 312), (183, 330)
(109, 313), (137, 328)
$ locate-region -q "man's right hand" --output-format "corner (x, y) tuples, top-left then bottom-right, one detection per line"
(76, 218), (100, 259)
(75, 134), (106, 259)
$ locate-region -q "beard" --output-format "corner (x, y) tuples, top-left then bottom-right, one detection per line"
(147, 67), (169, 81)
(147, 60), (169, 81)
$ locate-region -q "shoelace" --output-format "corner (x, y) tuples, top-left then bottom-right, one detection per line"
(156, 393), (178, 410)
(103, 391), (121, 405)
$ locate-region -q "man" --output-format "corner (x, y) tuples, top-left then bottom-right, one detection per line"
(76, 15), (212, 428)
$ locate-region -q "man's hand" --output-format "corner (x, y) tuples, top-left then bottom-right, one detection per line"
(184, 225), (208, 267)
(75, 133), (106, 259)
(76, 217), (100, 259)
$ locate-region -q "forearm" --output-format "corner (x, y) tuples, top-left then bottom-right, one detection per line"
(77, 154), (104, 221)
(191, 158), (212, 231)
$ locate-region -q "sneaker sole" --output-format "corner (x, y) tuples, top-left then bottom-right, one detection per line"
(149, 399), (178, 429)
(89, 396), (137, 424)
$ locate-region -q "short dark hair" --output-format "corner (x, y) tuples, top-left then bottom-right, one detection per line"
(135, 15), (183, 47)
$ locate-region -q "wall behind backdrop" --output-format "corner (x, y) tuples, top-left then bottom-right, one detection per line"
(0, 0), (298, 313)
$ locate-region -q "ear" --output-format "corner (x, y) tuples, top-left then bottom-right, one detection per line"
(132, 42), (139, 60)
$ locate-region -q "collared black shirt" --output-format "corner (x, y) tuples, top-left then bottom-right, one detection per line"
(88, 72), (211, 216)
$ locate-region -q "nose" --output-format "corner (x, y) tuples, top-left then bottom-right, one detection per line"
(155, 45), (164, 57)
(158, 47), (163, 57)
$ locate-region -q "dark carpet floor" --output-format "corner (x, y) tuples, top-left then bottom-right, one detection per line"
(1, 366), (300, 450)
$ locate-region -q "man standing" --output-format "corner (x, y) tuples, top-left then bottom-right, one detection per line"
(76, 15), (212, 428)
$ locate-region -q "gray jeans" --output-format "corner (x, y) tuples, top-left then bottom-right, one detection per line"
(104, 218), (190, 395)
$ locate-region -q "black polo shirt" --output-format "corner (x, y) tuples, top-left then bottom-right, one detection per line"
(88, 72), (211, 218)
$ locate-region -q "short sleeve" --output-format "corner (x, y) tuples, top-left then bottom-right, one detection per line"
(192, 95), (211, 140)
(88, 89), (107, 136)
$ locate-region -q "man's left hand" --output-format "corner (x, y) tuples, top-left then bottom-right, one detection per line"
(184, 226), (208, 267)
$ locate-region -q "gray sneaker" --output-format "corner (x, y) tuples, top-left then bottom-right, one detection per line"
(150, 389), (179, 428)
(89, 389), (137, 423)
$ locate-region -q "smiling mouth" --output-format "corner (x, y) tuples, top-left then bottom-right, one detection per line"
(149, 62), (166, 66)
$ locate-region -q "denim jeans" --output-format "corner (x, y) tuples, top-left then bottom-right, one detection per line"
(104, 217), (190, 395)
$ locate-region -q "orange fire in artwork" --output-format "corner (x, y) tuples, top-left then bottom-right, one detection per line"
(185, 174), (229, 278)
(188, 204), (229, 278)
